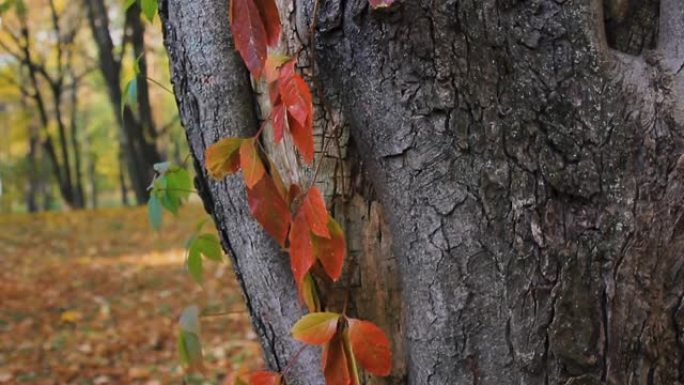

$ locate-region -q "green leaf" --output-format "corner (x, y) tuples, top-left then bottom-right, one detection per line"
(121, 78), (138, 116)
(133, 52), (144, 74)
(147, 195), (162, 231)
(140, 0), (157, 22)
(187, 247), (203, 285)
(166, 167), (192, 201)
(177, 306), (202, 370)
(192, 234), (222, 262)
(179, 305), (201, 334)
(123, 0), (136, 10)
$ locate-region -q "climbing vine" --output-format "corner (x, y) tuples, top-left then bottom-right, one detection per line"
(141, 0), (396, 383)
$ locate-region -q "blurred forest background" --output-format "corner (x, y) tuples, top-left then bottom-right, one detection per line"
(0, 0), (187, 213)
(0, 1), (263, 384)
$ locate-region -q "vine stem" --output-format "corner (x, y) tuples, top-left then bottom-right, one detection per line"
(281, 344), (310, 377)
(305, 0), (342, 192)
(145, 76), (174, 95)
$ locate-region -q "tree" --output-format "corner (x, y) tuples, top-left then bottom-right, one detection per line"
(84, 0), (164, 204)
(160, 0), (684, 384)
(0, 0), (89, 209)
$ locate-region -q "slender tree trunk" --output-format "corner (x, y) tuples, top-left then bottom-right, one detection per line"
(69, 79), (86, 208)
(119, 149), (130, 207)
(85, 0), (161, 204)
(162, 0), (684, 384)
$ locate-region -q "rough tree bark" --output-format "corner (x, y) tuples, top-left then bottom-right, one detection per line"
(161, 0), (684, 384)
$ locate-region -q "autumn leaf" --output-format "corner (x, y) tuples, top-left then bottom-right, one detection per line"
(322, 335), (352, 385)
(271, 103), (286, 143)
(288, 211), (315, 286)
(247, 175), (292, 246)
(347, 319), (392, 376)
(230, 0), (268, 78)
(240, 139), (266, 189)
(279, 73), (310, 128)
(291, 312), (339, 345)
(300, 187), (331, 239)
(249, 371), (281, 385)
(313, 216), (345, 281)
(274, 61), (314, 162)
(205, 137), (244, 179)
(288, 112), (314, 164)
(264, 54), (290, 83)
(266, 157), (288, 201)
(301, 273), (320, 312)
(253, 0), (281, 47)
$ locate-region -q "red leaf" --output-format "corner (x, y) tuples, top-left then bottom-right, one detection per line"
(276, 62), (314, 163)
(368, 0), (396, 8)
(291, 312), (339, 345)
(249, 371), (281, 385)
(347, 319), (392, 376)
(288, 112), (314, 163)
(300, 187), (330, 239)
(289, 211), (315, 286)
(205, 137), (244, 179)
(230, 0), (267, 78)
(322, 336), (352, 385)
(252, 0), (280, 47)
(240, 139), (266, 189)
(279, 73), (310, 127)
(271, 103), (286, 143)
(313, 216), (345, 281)
(247, 175), (292, 246)
(265, 157), (288, 201)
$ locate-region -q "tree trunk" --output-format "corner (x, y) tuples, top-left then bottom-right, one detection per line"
(161, 0), (684, 384)
(85, 0), (162, 204)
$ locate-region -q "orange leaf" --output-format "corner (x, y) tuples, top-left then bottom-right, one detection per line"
(313, 216), (345, 281)
(347, 319), (392, 376)
(249, 371), (281, 385)
(322, 336), (352, 385)
(253, 0), (281, 47)
(271, 103), (286, 143)
(288, 112), (314, 163)
(240, 139), (266, 189)
(247, 175), (292, 246)
(300, 187), (330, 238)
(279, 73), (311, 127)
(291, 312), (339, 345)
(205, 137), (244, 179)
(230, 0), (267, 78)
(288, 211), (315, 286)
(276, 62), (314, 163)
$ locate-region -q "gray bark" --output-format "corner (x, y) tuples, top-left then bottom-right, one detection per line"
(161, 0), (684, 384)
(160, 1), (323, 383)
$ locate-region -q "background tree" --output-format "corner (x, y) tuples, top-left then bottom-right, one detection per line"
(0, 0), (90, 208)
(84, 0), (166, 204)
(164, 0), (683, 384)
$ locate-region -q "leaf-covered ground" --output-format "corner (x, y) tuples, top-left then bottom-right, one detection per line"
(0, 205), (262, 385)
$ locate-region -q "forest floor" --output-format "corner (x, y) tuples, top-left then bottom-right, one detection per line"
(0, 205), (262, 385)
